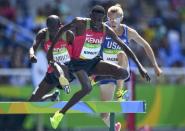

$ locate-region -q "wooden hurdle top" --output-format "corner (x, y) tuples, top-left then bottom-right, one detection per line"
(0, 101), (146, 114)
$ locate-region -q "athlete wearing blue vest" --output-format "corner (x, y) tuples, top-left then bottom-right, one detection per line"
(96, 4), (162, 128)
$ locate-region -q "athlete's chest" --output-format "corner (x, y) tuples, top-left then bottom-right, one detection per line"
(44, 40), (67, 52)
(103, 35), (128, 50)
(85, 29), (104, 44)
(76, 29), (105, 59)
(45, 39), (71, 63)
(75, 22), (104, 36)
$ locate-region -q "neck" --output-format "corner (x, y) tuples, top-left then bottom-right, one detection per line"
(49, 34), (55, 42)
(90, 21), (102, 31)
(113, 25), (123, 36)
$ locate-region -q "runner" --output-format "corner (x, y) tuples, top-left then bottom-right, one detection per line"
(95, 4), (162, 128)
(48, 5), (150, 129)
(29, 15), (74, 101)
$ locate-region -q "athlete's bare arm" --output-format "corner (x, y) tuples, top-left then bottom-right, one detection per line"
(127, 26), (162, 76)
(105, 24), (150, 81)
(29, 29), (46, 63)
(66, 30), (75, 44)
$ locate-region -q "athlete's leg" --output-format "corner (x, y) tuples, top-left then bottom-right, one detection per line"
(29, 78), (56, 101)
(92, 60), (129, 80)
(100, 82), (115, 126)
(29, 64), (68, 102)
(98, 53), (129, 126)
(51, 62), (69, 78)
(29, 63), (71, 102)
(93, 61), (128, 126)
(94, 59), (129, 126)
(48, 62), (71, 94)
(116, 51), (129, 101)
(94, 58), (129, 101)
(50, 70), (93, 129)
(41, 89), (60, 101)
(51, 62), (70, 89)
(100, 83), (115, 101)
(59, 70), (92, 114)
(93, 61), (129, 101)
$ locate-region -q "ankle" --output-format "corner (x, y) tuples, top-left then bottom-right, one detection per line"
(59, 110), (65, 115)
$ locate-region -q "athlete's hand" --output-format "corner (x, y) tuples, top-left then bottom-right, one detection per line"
(29, 54), (37, 63)
(154, 65), (162, 77)
(138, 66), (151, 82)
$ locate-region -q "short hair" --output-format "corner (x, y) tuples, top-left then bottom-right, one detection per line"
(107, 4), (124, 18)
(46, 15), (60, 27)
(91, 5), (105, 15)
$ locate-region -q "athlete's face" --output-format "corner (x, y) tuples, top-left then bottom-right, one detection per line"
(107, 12), (122, 30)
(47, 21), (60, 36)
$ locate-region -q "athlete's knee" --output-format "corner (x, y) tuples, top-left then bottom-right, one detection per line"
(117, 51), (127, 61)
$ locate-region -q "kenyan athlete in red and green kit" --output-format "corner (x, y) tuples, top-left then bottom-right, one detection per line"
(29, 15), (74, 101)
(48, 6), (150, 129)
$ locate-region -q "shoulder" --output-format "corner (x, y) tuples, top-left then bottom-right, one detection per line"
(120, 24), (130, 31)
(37, 28), (47, 39)
(74, 17), (90, 23)
(76, 17), (90, 21)
(103, 22), (108, 27)
(37, 28), (48, 35)
(124, 25), (140, 40)
(103, 22), (110, 29)
(125, 25), (138, 34)
(38, 28), (47, 34)
(59, 25), (64, 30)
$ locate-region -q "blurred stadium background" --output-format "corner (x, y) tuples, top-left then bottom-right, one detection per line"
(0, 0), (185, 131)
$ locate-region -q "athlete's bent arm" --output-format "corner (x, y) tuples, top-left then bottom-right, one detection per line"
(29, 29), (46, 63)
(106, 25), (150, 81)
(128, 27), (162, 76)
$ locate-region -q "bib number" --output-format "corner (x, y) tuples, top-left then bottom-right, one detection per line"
(53, 48), (70, 63)
(103, 49), (121, 64)
(80, 43), (101, 59)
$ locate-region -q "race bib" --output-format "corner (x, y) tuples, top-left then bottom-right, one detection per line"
(80, 43), (101, 59)
(80, 35), (102, 59)
(103, 48), (121, 64)
(53, 48), (70, 63)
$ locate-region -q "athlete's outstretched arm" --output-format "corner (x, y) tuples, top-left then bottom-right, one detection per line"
(105, 25), (150, 81)
(29, 29), (46, 63)
(128, 27), (162, 76)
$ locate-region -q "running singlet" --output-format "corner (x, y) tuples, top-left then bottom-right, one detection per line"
(71, 18), (106, 59)
(44, 29), (72, 73)
(102, 24), (129, 64)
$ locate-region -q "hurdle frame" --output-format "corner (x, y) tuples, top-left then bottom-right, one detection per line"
(0, 101), (146, 130)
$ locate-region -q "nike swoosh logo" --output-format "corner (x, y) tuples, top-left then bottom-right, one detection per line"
(86, 34), (93, 37)
(105, 37), (112, 40)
